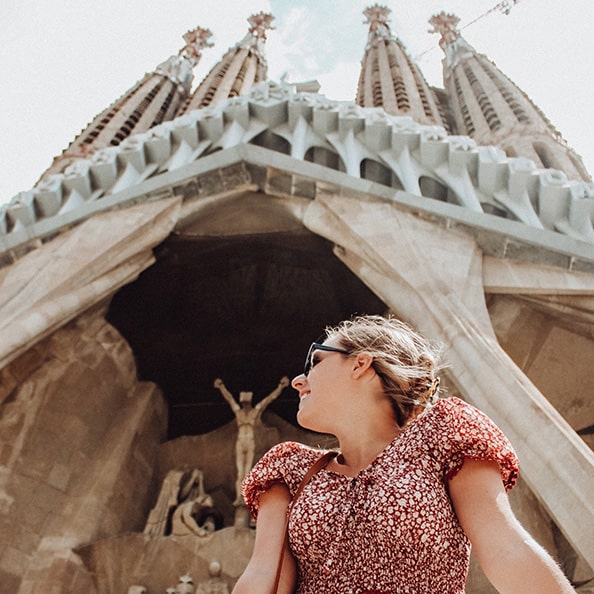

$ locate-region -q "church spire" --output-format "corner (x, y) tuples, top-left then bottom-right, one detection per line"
(40, 26), (213, 179)
(427, 11), (461, 51)
(179, 12), (274, 114)
(429, 11), (591, 182)
(179, 26), (215, 65)
(356, 4), (447, 128)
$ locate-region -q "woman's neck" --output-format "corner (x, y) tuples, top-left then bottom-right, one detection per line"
(330, 426), (401, 476)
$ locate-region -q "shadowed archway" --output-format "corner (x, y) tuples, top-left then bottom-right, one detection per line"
(107, 227), (386, 438)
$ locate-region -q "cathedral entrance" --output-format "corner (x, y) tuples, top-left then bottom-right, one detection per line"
(85, 204), (388, 591)
(106, 196), (387, 439)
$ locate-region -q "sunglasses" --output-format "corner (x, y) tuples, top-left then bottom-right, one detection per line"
(303, 342), (351, 376)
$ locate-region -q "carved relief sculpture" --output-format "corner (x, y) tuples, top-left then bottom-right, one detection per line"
(144, 468), (216, 537)
(214, 377), (289, 505)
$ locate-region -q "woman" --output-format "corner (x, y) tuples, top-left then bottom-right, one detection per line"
(233, 315), (576, 594)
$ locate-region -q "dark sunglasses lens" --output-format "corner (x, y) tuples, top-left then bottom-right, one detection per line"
(303, 344), (314, 376)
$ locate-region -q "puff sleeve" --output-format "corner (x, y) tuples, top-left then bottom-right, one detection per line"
(241, 441), (325, 518)
(422, 397), (519, 490)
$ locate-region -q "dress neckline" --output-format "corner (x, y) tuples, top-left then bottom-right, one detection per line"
(322, 400), (441, 478)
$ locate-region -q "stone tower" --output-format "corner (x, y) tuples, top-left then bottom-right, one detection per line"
(0, 6), (593, 594)
(429, 11), (591, 182)
(179, 12), (273, 113)
(40, 26), (213, 179)
(356, 4), (447, 128)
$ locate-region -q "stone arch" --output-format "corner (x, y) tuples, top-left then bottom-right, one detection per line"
(533, 141), (558, 171)
(249, 130), (291, 155)
(1, 164), (593, 593)
(360, 158), (404, 190)
(304, 145), (344, 172)
(106, 192), (387, 438)
(419, 175), (451, 203)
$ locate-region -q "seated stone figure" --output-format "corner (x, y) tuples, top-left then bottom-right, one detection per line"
(144, 468), (218, 537)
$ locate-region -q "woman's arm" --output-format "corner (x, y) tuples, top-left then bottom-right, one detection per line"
(449, 459), (576, 594)
(232, 482), (297, 594)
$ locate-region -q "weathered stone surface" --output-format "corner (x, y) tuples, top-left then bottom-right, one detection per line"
(0, 197), (181, 370)
(76, 529), (254, 594)
(0, 310), (167, 594)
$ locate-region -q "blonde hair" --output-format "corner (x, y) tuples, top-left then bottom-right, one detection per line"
(325, 315), (443, 426)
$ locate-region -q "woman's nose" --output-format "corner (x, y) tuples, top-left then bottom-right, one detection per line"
(291, 373), (306, 390)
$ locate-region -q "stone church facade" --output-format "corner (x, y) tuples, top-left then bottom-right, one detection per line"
(0, 6), (593, 594)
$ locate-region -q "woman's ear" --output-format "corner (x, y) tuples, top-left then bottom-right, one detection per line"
(351, 352), (374, 378)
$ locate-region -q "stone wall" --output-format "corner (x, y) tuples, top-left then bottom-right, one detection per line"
(488, 293), (594, 450)
(0, 307), (167, 594)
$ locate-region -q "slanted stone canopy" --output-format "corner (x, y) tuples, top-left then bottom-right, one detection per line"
(106, 194), (387, 437)
(3, 82), (593, 260)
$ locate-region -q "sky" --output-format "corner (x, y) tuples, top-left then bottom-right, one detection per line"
(1, 0), (593, 205)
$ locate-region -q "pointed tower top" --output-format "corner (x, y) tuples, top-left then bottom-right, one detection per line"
(428, 12), (461, 50)
(180, 26), (214, 65)
(247, 12), (275, 40)
(363, 4), (393, 41)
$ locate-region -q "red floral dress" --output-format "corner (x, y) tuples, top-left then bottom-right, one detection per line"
(242, 397), (519, 594)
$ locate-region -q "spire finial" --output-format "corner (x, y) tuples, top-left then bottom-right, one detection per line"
(180, 27), (214, 65)
(363, 4), (393, 41)
(428, 12), (461, 50)
(363, 4), (391, 29)
(247, 12), (275, 40)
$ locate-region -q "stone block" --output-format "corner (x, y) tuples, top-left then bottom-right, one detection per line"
(0, 568), (21, 594)
(0, 444), (14, 466)
(47, 463), (72, 493)
(292, 176), (316, 199)
(4, 347), (45, 385)
(11, 527), (41, 555)
(19, 502), (50, 535)
(265, 169), (293, 197)
(25, 479), (66, 513)
(0, 546), (29, 577)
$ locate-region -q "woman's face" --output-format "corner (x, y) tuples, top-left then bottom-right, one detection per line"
(291, 338), (352, 432)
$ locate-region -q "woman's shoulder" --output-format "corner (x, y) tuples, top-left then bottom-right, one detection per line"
(408, 396), (519, 489)
(423, 395), (494, 427)
(429, 394), (474, 413)
(242, 441), (331, 517)
(414, 395), (508, 442)
(261, 440), (327, 469)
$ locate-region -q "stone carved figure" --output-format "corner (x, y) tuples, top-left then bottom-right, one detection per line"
(144, 468), (188, 536)
(196, 561), (229, 594)
(144, 468), (217, 537)
(171, 471), (218, 537)
(214, 377), (289, 505)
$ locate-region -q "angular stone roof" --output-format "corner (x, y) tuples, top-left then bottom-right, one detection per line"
(2, 81), (593, 264)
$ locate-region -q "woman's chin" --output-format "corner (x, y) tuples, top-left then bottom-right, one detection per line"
(296, 409), (314, 431)
(297, 412), (328, 434)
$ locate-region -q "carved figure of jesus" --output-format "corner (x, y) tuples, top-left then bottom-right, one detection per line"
(214, 376), (289, 504)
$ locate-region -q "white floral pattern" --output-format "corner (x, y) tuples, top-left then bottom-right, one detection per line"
(243, 397), (519, 594)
